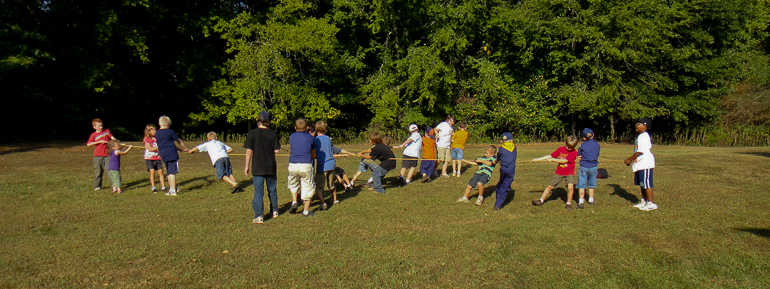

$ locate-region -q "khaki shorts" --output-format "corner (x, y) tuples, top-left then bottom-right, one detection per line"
(315, 171), (335, 192)
(547, 174), (574, 188)
(436, 147), (451, 161)
(287, 163), (314, 200)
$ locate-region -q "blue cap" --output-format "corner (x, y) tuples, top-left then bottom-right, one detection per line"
(501, 132), (513, 141)
(581, 128), (594, 138)
(258, 111), (272, 122)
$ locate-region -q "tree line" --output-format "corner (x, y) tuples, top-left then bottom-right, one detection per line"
(2, 0), (769, 144)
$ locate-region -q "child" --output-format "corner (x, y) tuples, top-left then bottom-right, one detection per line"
(287, 119), (317, 217)
(493, 132), (518, 210)
(143, 124), (165, 193)
(356, 132), (396, 194)
(331, 145), (355, 192)
(314, 121), (337, 209)
(244, 111), (281, 223)
(155, 115), (189, 196)
(456, 145), (497, 206)
(188, 132), (241, 194)
(107, 139), (132, 194)
(394, 124), (422, 185)
(576, 128), (600, 209)
(434, 115), (455, 177)
(451, 121), (469, 177)
(531, 135), (579, 209)
(419, 127), (437, 183)
(624, 117), (657, 211)
(86, 118), (116, 190)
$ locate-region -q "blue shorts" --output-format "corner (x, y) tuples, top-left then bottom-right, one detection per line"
(164, 160), (179, 175)
(634, 169), (654, 189)
(577, 166), (598, 189)
(214, 157), (233, 179)
(451, 148), (464, 160)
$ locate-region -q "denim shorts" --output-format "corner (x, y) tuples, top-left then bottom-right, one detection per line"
(357, 159), (368, 172)
(576, 166), (598, 189)
(214, 157), (233, 179)
(468, 173), (490, 187)
(451, 148), (464, 160)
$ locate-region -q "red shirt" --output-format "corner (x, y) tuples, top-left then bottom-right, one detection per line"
(88, 129), (113, 157)
(551, 146), (577, 176)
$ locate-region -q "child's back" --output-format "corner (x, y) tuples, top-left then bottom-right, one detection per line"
(196, 139), (232, 165)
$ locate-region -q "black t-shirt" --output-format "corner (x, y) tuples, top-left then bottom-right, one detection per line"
(243, 127), (281, 176)
(369, 143), (396, 171)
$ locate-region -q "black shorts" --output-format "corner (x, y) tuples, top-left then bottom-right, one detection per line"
(401, 156), (418, 169)
(145, 160), (162, 171)
(468, 173), (491, 187)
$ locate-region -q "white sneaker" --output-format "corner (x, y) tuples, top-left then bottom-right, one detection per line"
(252, 216), (264, 224)
(633, 201), (647, 208)
(272, 211), (279, 218)
(165, 191), (177, 196)
(640, 202), (658, 211)
(475, 197), (484, 206)
(456, 196), (470, 203)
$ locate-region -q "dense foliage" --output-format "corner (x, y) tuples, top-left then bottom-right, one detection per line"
(2, 0), (769, 143)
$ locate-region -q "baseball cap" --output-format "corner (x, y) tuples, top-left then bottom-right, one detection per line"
(409, 124), (418, 131)
(637, 117), (651, 129)
(581, 128), (594, 138)
(258, 111), (272, 122)
(501, 132), (513, 141)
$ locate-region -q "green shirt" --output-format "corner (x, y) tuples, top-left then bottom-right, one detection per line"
(475, 156), (497, 177)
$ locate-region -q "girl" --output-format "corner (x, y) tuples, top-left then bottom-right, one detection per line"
(108, 139), (132, 194)
(143, 124), (166, 193)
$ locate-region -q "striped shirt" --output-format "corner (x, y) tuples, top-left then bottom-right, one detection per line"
(475, 156), (497, 177)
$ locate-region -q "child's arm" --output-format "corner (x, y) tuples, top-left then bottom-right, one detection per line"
(87, 139), (107, 147)
(176, 139), (190, 152)
(116, 145), (133, 155)
(188, 147), (200, 154)
(461, 159), (479, 166)
(356, 152), (373, 159)
(532, 155), (567, 163)
(226, 147), (233, 154)
(475, 159), (495, 166)
(624, 152), (643, 166)
(144, 142), (157, 152)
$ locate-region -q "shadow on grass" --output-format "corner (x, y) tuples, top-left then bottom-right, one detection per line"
(608, 184), (640, 204)
(735, 228), (770, 239)
(0, 142), (79, 156)
(739, 151), (770, 158)
(178, 176), (218, 191)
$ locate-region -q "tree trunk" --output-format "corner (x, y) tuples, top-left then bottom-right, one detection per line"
(609, 115), (617, 142)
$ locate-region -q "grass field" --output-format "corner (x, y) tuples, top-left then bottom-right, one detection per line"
(1, 141), (770, 288)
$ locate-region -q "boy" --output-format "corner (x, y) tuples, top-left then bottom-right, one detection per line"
(576, 128), (600, 209)
(107, 139), (132, 194)
(394, 124), (422, 185)
(86, 118), (116, 190)
(314, 121), (337, 209)
(419, 127), (437, 183)
(244, 111), (281, 224)
(356, 132), (396, 194)
(156, 115), (189, 196)
(188, 132), (241, 194)
(451, 121), (469, 177)
(624, 117), (657, 211)
(531, 136), (579, 209)
(493, 132), (518, 210)
(456, 145), (497, 206)
(331, 145), (355, 192)
(287, 118), (318, 217)
(434, 114), (455, 177)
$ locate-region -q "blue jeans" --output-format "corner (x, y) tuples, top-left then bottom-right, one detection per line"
(252, 175), (278, 218)
(577, 166), (598, 189)
(363, 162), (389, 193)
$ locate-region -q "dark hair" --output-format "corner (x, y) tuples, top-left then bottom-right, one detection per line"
(446, 114), (456, 122)
(369, 132), (383, 144)
(458, 121), (467, 129)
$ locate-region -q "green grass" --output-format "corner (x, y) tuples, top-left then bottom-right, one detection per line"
(1, 142), (770, 287)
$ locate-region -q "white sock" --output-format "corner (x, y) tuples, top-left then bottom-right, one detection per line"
(588, 197), (594, 202)
(579, 199), (584, 204)
(566, 202), (571, 205)
(292, 201), (297, 205)
(303, 210), (309, 215)
(367, 177), (373, 183)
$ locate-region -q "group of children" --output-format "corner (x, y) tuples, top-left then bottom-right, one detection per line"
(89, 113), (658, 224)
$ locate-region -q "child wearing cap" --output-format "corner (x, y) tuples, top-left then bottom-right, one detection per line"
(531, 135), (579, 209)
(492, 132), (518, 210)
(624, 117), (657, 211)
(576, 128), (600, 208)
(394, 124), (422, 185)
(419, 127), (437, 183)
(451, 121), (469, 177)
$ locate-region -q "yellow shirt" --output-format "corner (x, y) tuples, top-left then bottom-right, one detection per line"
(451, 130), (469, 150)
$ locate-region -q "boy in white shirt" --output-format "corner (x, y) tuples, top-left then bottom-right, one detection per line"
(434, 115), (455, 177)
(624, 117), (657, 211)
(189, 132), (241, 193)
(394, 124), (423, 185)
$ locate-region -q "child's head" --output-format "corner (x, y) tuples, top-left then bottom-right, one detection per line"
(159, 115), (172, 128)
(92, 118), (104, 131)
(581, 128), (594, 140)
(485, 145), (497, 157)
(409, 124), (418, 133)
(108, 139), (121, 150)
(258, 111), (272, 127)
(636, 117), (651, 133)
(501, 132), (513, 142)
(315, 121), (328, 135)
(446, 114), (456, 126)
(144, 124), (157, 138)
(425, 126), (433, 138)
(368, 132), (383, 145)
(206, 131), (217, 141)
(295, 119), (308, 132)
(383, 136), (391, 145)
(565, 135), (579, 150)
(458, 121), (468, 130)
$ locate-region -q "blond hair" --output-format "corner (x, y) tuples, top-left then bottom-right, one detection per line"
(108, 139), (121, 150)
(295, 119), (308, 132)
(206, 131), (217, 140)
(315, 121), (328, 134)
(159, 115), (172, 126)
(485, 145), (497, 154)
(144, 124), (157, 138)
(566, 135), (579, 149)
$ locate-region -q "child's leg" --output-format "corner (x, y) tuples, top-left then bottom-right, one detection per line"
(406, 167), (415, 182)
(477, 183), (484, 198)
(578, 188), (586, 201)
(566, 184), (575, 204)
(642, 187), (653, 203)
(399, 167), (407, 177)
(342, 174), (352, 187)
(538, 186), (554, 202)
(588, 188), (595, 200)
(158, 169), (166, 188)
(462, 185), (473, 198)
(350, 171), (363, 184)
(222, 175), (238, 186)
(149, 169), (157, 188)
(168, 175), (176, 191)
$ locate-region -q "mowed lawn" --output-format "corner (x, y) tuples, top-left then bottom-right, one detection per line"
(1, 141), (769, 288)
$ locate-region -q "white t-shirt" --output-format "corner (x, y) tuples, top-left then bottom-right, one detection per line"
(632, 132), (655, 172)
(403, 132), (422, 157)
(196, 140), (232, 165)
(435, 121), (454, 148)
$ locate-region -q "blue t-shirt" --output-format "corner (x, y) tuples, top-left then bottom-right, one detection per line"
(314, 135), (335, 173)
(155, 128), (180, 161)
(578, 139), (601, 168)
(289, 132), (315, 164)
(496, 142), (517, 174)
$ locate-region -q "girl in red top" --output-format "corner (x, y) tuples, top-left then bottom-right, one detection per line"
(143, 124), (166, 193)
(531, 136), (579, 209)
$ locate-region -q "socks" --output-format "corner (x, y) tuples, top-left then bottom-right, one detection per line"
(579, 199), (585, 204)
(588, 197), (594, 203)
(303, 210), (309, 215)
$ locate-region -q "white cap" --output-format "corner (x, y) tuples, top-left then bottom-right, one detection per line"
(409, 124), (418, 131)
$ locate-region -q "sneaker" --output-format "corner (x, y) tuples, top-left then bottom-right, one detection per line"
(94, 187), (101, 191)
(493, 207), (501, 211)
(640, 202), (658, 211)
(151, 187), (157, 193)
(441, 173), (450, 178)
(345, 185), (352, 192)
(398, 176), (406, 186)
(421, 176), (430, 183)
(577, 203), (585, 209)
(231, 186), (241, 194)
(475, 197), (484, 206)
(588, 201), (595, 206)
(289, 202), (299, 214)
(404, 179), (411, 185)
(565, 204), (573, 210)
(252, 216), (264, 224)
(456, 196), (470, 203)
(321, 202), (328, 211)
(272, 211), (279, 218)
(333, 200), (340, 204)
(455, 172), (461, 177)
(531, 199), (544, 206)
(165, 191), (177, 196)
(633, 201), (647, 208)
(302, 211), (315, 217)
(161, 186), (166, 191)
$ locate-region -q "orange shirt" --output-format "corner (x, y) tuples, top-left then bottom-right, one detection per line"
(451, 130), (468, 150)
(422, 136), (436, 159)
